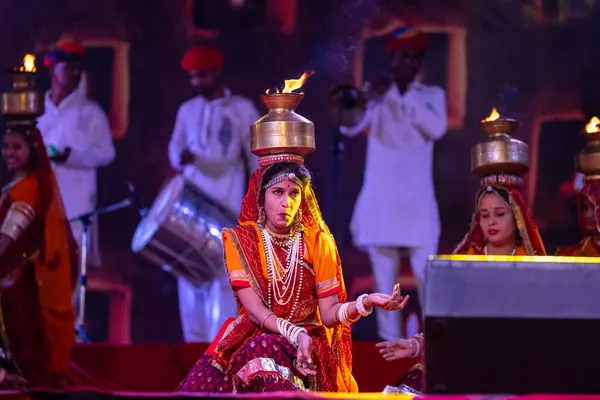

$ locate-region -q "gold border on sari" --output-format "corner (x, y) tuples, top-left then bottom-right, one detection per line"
(235, 357), (306, 392)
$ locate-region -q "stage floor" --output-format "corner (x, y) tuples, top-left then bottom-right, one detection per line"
(6, 342), (598, 399)
(66, 341), (415, 393)
(5, 389), (600, 400)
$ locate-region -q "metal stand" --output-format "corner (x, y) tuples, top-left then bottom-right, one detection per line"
(74, 214), (92, 343)
(69, 184), (144, 343)
(325, 84), (365, 252)
(328, 113), (345, 252)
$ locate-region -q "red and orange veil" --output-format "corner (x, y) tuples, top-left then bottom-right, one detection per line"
(453, 173), (546, 255)
(577, 178), (600, 235)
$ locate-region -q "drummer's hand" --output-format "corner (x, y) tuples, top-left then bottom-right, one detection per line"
(49, 147), (71, 164)
(363, 73), (391, 99)
(180, 149), (195, 166)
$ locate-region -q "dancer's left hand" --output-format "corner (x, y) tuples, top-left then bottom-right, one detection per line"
(366, 283), (409, 311)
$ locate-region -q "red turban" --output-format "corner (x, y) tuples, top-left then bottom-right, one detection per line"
(44, 41), (86, 68)
(180, 46), (224, 72)
(385, 26), (428, 54)
(57, 42), (86, 57)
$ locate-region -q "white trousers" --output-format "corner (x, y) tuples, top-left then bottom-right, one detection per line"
(177, 267), (237, 343)
(367, 239), (438, 341)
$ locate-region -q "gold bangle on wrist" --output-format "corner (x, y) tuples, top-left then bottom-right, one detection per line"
(260, 313), (273, 330)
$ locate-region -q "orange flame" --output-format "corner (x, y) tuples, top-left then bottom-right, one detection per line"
(283, 71), (314, 93)
(482, 108), (500, 123)
(20, 54), (36, 73)
(585, 117), (600, 134)
(265, 71), (315, 95)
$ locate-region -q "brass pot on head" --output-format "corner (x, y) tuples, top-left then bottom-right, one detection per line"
(471, 108), (529, 177)
(250, 73), (316, 157)
(1, 54), (44, 121)
(577, 117), (600, 177)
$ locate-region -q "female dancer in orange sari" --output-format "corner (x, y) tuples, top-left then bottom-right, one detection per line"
(556, 178), (600, 256)
(0, 123), (76, 388)
(176, 155), (407, 393)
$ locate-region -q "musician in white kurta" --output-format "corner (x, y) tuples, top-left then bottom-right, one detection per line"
(169, 46), (260, 343)
(340, 27), (447, 340)
(38, 42), (115, 267)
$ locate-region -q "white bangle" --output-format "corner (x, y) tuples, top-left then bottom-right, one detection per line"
(276, 318), (293, 341)
(356, 294), (373, 317)
(337, 302), (360, 325)
(276, 317), (306, 348)
(290, 327), (300, 347)
(290, 327), (307, 348)
(337, 303), (348, 325)
(409, 337), (421, 358)
(337, 302), (351, 325)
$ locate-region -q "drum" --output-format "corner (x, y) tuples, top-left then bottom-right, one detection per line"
(131, 174), (237, 286)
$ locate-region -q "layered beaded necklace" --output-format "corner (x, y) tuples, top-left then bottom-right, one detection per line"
(260, 225), (304, 321)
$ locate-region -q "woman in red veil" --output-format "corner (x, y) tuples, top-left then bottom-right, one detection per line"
(0, 122), (77, 388)
(454, 173), (546, 256)
(176, 154), (408, 393)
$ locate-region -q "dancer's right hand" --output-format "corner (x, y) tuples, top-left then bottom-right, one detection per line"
(295, 332), (316, 376)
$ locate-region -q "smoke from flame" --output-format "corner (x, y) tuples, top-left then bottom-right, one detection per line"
(585, 117), (600, 134)
(21, 54), (36, 73)
(482, 108), (500, 123)
(265, 71), (315, 95)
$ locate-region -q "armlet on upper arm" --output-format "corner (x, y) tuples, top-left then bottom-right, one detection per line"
(0, 202), (35, 241)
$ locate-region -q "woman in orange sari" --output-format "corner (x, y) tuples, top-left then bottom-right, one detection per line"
(0, 122), (76, 388)
(176, 155), (408, 393)
(556, 178), (600, 256)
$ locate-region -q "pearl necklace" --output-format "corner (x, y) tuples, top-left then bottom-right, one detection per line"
(260, 228), (304, 321)
(484, 246), (517, 255)
(266, 226), (296, 248)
